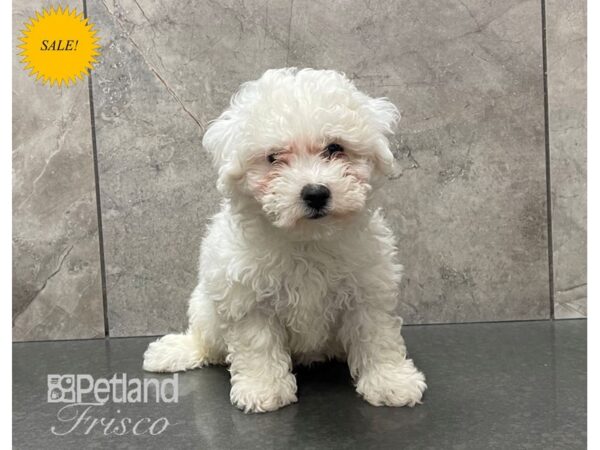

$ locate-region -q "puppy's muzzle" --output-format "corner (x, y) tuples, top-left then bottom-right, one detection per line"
(301, 184), (330, 219)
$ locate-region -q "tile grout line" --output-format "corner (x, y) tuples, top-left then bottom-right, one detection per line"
(285, 0), (294, 66)
(11, 318), (587, 345)
(541, 0), (555, 320)
(83, 0), (110, 336)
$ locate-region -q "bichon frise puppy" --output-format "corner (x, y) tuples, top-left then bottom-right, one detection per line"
(143, 68), (426, 413)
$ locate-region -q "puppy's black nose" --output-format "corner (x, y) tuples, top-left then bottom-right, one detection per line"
(301, 184), (330, 210)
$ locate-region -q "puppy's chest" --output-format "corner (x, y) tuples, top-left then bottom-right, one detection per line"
(270, 251), (351, 329)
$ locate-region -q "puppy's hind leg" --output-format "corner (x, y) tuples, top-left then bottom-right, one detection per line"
(143, 281), (226, 372)
(143, 330), (212, 373)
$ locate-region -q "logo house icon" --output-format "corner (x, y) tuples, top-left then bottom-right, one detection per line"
(47, 375), (76, 403)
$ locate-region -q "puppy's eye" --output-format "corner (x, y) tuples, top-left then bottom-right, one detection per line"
(267, 153), (278, 164)
(323, 143), (344, 158)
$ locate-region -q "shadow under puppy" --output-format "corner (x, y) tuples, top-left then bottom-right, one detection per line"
(143, 68), (426, 413)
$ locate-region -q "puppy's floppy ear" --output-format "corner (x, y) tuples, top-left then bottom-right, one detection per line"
(365, 97), (402, 179)
(202, 112), (244, 195)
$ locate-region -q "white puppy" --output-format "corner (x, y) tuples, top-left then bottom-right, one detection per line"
(143, 68), (426, 413)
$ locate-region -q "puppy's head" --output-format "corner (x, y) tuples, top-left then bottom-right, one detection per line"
(203, 68), (400, 238)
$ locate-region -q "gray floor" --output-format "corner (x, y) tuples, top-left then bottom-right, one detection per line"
(13, 320), (586, 449)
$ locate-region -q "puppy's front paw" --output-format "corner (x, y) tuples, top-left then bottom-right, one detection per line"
(230, 374), (298, 413)
(357, 359), (427, 407)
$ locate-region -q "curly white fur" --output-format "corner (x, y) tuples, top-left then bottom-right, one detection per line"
(143, 68), (426, 413)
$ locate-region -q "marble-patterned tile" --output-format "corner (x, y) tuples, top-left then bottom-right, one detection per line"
(545, 0), (586, 318)
(88, 0), (292, 336)
(289, 0), (550, 323)
(12, 0), (105, 340)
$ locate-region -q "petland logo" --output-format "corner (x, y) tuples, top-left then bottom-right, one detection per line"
(47, 373), (178, 404)
(47, 374), (178, 436)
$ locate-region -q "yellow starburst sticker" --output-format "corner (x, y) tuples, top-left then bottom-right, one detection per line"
(18, 6), (100, 87)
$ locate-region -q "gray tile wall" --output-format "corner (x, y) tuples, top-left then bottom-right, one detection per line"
(12, 0), (105, 341)
(545, 0), (587, 318)
(12, 0), (586, 340)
